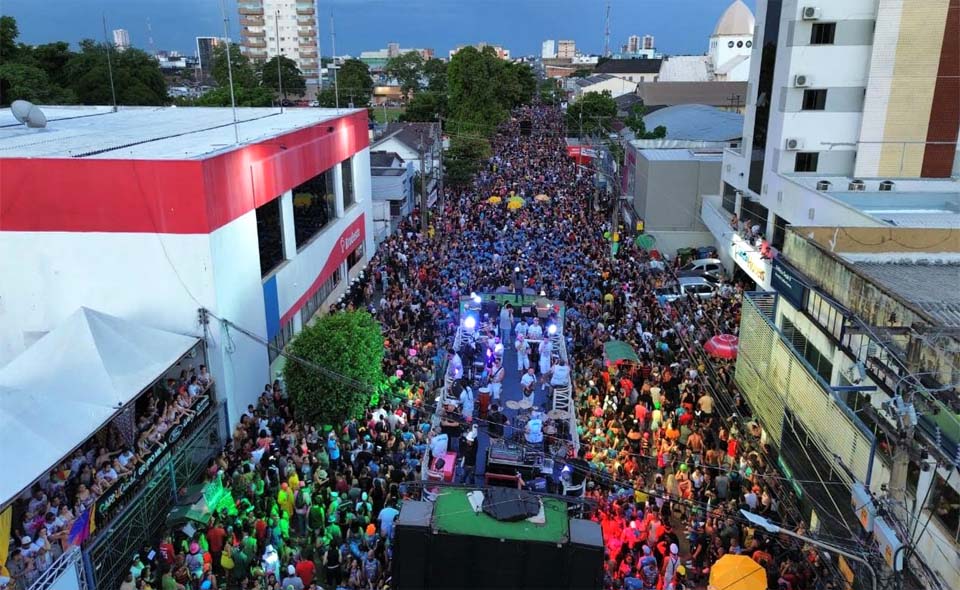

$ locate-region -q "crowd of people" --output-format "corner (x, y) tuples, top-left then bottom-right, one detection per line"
(4, 365), (212, 590)
(5, 103), (836, 590)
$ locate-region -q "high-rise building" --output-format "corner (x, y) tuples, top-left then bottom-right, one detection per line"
(238, 0), (319, 84)
(642, 34), (655, 50)
(557, 40), (576, 60)
(626, 35), (640, 53)
(196, 37), (222, 82)
(541, 39), (557, 59)
(112, 29), (130, 51)
(387, 42), (401, 58)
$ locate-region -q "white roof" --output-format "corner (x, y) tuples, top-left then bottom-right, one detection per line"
(658, 56), (711, 83)
(0, 307), (199, 505)
(0, 105), (360, 160)
(713, 0), (755, 36)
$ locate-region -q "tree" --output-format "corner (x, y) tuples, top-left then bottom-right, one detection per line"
(195, 85), (274, 107)
(334, 59), (373, 107)
(566, 90), (617, 137)
(447, 46), (507, 136)
(283, 310), (386, 425)
(63, 40), (167, 105)
(0, 16), (19, 62)
(384, 50), (423, 98)
(495, 60), (536, 109)
(0, 62), (72, 104)
(423, 58), (447, 93)
(571, 68), (593, 78)
(624, 104), (667, 139)
(401, 90), (446, 122)
(444, 136), (490, 188)
(259, 55), (306, 98)
(211, 43), (259, 90)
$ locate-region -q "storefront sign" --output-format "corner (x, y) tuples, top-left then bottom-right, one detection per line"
(731, 235), (771, 287)
(771, 258), (808, 308)
(97, 394), (212, 519)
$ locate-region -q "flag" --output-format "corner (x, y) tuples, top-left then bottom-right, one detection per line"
(67, 504), (96, 546)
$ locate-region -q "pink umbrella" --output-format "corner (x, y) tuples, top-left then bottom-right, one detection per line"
(704, 334), (739, 359)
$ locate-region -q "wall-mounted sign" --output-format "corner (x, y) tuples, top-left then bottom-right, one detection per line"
(771, 258), (809, 309)
(731, 235), (771, 288)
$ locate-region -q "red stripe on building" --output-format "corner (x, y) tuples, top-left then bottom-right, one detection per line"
(921, 0), (959, 178)
(279, 213), (366, 325)
(0, 110), (369, 234)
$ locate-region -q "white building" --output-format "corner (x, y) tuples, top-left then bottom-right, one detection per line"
(112, 28), (130, 51)
(557, 40), (576, 59)
(570, 73), (638, 99)
(707, 0), (755, 81)
(542, 39), (557, 59)
(0, 105), (376, 423)
(627, 35), (640, 53)
(642, 34), (655, 50)
(238, 0), (320, 84)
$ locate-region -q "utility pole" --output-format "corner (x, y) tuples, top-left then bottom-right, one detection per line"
(419, 131), (428, 232)
(436, 115), (445, 221)
(275, 10), (284, 111)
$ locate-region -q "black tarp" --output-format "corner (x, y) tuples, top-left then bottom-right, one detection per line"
(482, 488), (541, 522)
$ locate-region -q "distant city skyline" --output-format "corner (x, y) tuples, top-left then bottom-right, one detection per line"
(3, 0), (755, 59)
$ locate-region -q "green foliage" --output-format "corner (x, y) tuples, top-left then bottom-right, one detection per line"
(0, 18), (166, 106)
(259, 55), (306, 97)
(566, 90), (617, 137)
(284, 310), (386, 425)
(195, 85), (274, 107)
(335, 59), (374, 107)
(401, 90), (446, 122)
(423, 58), (447, 93)
(445, 135), (491, 188)
(624, 104), (667, 139)
(497, 61), (537, 109)
(211, 43), (259, 89)
(538, 78), (561, 105)
(447, 46), (507, 136)
(571, 69), (593, 78)
(384, 51), (424, 98)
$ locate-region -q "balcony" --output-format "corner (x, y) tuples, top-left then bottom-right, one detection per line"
(297, 17), (315, 26)
(240, 17), (264, 26)
(298, 27), (316, 36)
(242, 39), (267, 49)
(238, 7), (264, 16)
(245, 29), (266, 38)
(296, 7), (315, 15)
(300, 49), (318, 57)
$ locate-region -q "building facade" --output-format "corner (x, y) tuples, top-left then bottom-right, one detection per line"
(112, 29), (130, 51)
(196, 36), (222, 82)
(557, 40), (576, 59)
(707, 0), (755, 81)
(0, 106), (375, 424)
(238, 0), (320, 84)
(449, 43), (510, 60)
(542, 39), (557, 59)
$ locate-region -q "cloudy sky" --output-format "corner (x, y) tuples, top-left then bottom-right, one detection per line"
(3, 0), (755, 58)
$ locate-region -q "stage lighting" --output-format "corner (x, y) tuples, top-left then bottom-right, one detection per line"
(473, 294), (482, 304)
(547, 324), (557, 336)
(463, 316), (477, 330)
(514, 266), (520, 272)
(494, 343), (504, 354)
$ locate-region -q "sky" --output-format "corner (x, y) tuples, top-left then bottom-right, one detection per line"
(3, 0), (756, 58)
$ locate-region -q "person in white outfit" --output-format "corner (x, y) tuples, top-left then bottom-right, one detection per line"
(489, 359), (505, 402)
(499, 304), (514, 344)
(515, 335), (530, 371)
(538, 337), (553, 376)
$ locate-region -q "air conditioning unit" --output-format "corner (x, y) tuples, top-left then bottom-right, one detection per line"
(802, 6), (821, 20)
(784, 137), (804, 150)
(794, 74), (810, 87)
(849, 179), (866, 191)
(879, 180), (895, 192)
(816, 180), (832, 191)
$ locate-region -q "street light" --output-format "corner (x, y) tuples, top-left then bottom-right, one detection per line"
(740, 510), (878, 590)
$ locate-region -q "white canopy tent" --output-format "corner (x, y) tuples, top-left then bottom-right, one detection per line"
(0, 307), (200, 506)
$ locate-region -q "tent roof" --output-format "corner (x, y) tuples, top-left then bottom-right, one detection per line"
(0, 307), (199, 506)
(604, 340), (640, 363)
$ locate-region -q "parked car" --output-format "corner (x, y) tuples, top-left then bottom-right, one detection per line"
(677, 270), (721, 284)
(680, 257), (724, 278)
(678, 276), (718, 300)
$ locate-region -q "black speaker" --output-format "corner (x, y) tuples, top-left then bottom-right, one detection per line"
(524, 541), (566, 589)
(428, 532), (472, 589)
(480, 300), (499, 322)
(393, 501), (433, 589)
(566, 519), (604, 590)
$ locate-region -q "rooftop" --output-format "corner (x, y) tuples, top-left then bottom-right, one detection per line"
(0, 105), (359, 160)
(637, 148), (724, 161)
(376, 121), (440, 151)
(713, 0), (755, 36)
(788, 176), (960, 228)
(594, 58), (663, 75)
(636, 80), (748, 109)
(575, 73), (618, 87)
(640, 104), (743, 142)
(370, 150), (404, 167)
(658, 55), (711, 83)
(851, 262), (960, 327)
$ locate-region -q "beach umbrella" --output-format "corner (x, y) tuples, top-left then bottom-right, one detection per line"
(487, 195), (502, 204)
(704, 334), (739, 359)
(506, 196), (525, 210)
(534, 193), (551, 202)
(708, 555), (766, 590)
(635, 234), (657, 250)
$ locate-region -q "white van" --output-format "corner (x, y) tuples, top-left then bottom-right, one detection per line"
(680, 258), (724, 277)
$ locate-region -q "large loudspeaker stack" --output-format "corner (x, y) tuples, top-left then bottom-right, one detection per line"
(392, 502), (605, 590)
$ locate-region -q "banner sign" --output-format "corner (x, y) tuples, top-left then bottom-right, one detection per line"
(770, 258), (809, 309)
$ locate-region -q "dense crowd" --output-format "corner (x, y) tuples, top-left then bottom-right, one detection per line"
(4, 104), (838, 590)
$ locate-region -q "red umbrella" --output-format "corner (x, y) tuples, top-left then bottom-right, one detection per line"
(704, 334), (739, 359)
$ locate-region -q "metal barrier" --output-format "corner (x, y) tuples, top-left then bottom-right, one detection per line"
(26, 547), (87, 590)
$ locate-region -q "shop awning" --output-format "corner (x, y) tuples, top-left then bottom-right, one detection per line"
(604, 340), (640, 364)
(0, 307), (200, 506)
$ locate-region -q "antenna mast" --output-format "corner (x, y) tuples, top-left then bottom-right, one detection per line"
(218, 0), (240, 143)
(603, 0), (611, 57)
(275, 10), (284, 112)
(101, 15), (118, 112)
(146, 18), (155, 56)
(330, 12), (340, 112)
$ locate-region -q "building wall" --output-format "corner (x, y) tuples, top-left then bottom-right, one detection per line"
(239, 0), (319, 82)
(577, 77), (637, 98)
(557, 40), (576, 59)
(709, 33), (754, 73)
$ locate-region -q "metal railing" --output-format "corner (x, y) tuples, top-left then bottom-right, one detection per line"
(26, 547), (87, 590)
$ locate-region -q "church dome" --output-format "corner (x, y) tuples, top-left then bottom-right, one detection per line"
(713, 0), (755, 36)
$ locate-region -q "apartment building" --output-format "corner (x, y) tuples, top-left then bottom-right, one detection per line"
(557, 40), (576, 60)
(238, 0), (320, 84)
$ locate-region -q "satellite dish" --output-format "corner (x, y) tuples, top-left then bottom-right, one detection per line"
(25, 105), (47, 128)
(11, 100), (33, 123)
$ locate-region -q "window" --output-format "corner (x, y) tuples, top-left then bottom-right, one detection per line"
(746, 40), (752, 48)
(772, 215), (788, 250)
(347, 243), (364, 269)
(268, 317), (295, 364)
(255, 199), (284, 277)
(389, 200), (403, 217)
(810, 22), (836, 45)
(341, 157), (355, 209)
(802, 89), (827, 110)
(292, 167), (337, 249)
(928, 474), (960, 543)
(794, 152), (819, 172)
(737, 41), (743, 48)
(300, 267), (341, 326)
(722, 182), (738, 215)
(728, 41), (735, 48)
(781, 316), (834, 382)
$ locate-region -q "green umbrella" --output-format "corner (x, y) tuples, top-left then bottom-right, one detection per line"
(635, 234), (657, 250)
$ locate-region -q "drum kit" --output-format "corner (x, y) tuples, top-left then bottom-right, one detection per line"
(502, 400), (572, 443)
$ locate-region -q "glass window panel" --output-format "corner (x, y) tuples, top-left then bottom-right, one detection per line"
(292, 167), (337, 249)
(341, 158), (355, 209)
(256, 199), (284, 277)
